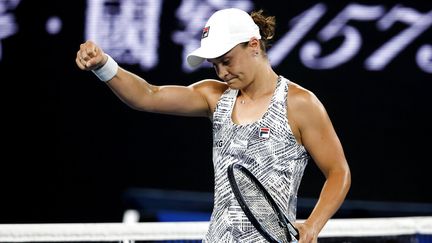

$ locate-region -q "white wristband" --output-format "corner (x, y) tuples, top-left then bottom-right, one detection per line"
(91, 54), (118, 82)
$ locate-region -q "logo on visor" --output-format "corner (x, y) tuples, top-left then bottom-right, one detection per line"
(202, 26), (210, 39)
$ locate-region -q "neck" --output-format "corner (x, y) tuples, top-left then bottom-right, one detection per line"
(239, 69), (279, 101)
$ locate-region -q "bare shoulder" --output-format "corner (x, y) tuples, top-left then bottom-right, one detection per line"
(286, 81), (331, 144)
(190, 78), (228, 99)
(190, 79), (229, 113)
(190, 79), (228, 92)
(287, 81), (323, 111)
(287, 81), (329, 135)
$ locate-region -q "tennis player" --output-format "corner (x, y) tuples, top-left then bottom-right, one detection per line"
(76, 8), (351, 243)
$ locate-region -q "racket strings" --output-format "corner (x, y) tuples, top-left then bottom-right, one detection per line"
(234, 169), (289, 242)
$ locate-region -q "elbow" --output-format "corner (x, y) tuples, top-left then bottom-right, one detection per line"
(341, 164), (352, 196)
(119, 99), (145, 112)
(328, 163), (351, 196)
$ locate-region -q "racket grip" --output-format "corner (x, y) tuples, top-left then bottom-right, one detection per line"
(288, 223), (300, 241)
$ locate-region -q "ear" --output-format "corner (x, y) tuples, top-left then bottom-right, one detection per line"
(248, 37), (260, 50)
(248, 37), (261, 56)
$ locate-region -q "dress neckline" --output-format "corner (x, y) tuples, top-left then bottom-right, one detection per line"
(230, 76), (282, 127)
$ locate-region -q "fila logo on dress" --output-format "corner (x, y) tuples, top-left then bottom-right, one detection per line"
(259, 127), (270, 139)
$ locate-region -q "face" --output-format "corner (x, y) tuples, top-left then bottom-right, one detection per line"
(208, 39), (260, 89)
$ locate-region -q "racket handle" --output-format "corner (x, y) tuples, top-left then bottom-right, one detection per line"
(287, 222), (300, 241)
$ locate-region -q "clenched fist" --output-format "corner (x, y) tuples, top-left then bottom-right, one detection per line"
(75, 40), (108, 71)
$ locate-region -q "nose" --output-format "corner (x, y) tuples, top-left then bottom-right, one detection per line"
(214, 64), (229, 80)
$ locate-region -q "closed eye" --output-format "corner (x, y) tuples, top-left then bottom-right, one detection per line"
(221, 58), (230, 65)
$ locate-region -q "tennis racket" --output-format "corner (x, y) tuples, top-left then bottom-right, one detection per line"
(227, 163), (300, 243)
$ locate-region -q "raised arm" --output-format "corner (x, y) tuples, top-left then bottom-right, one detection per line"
(287, 84), (351, 243)
(75, 40), (226, 117)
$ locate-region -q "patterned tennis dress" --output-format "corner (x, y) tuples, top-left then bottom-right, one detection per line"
(204, 76), (310, 242)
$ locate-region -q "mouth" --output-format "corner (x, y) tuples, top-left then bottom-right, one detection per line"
(224, 77), (236, 83)
(224, 79), (235, 86)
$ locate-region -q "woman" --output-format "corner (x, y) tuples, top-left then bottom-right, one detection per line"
(76, 8), (351, 243)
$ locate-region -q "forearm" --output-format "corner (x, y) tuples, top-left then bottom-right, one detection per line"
(87, 53), (156, 111)
(107, 67), (157, 111)
(79, 45), (211, 117)
(105, 66), (210, 117)
(305, 168), (351, 233)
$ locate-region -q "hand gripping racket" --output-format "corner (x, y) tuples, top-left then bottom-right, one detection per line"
(227, 163), (300, 242)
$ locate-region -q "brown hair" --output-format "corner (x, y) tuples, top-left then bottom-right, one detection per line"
(251, 9), (276, 53)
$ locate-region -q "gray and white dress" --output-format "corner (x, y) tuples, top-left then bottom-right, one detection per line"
(204, 76), (310, 242)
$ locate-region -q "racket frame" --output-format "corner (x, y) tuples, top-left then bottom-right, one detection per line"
(227, 163), (300, 242)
